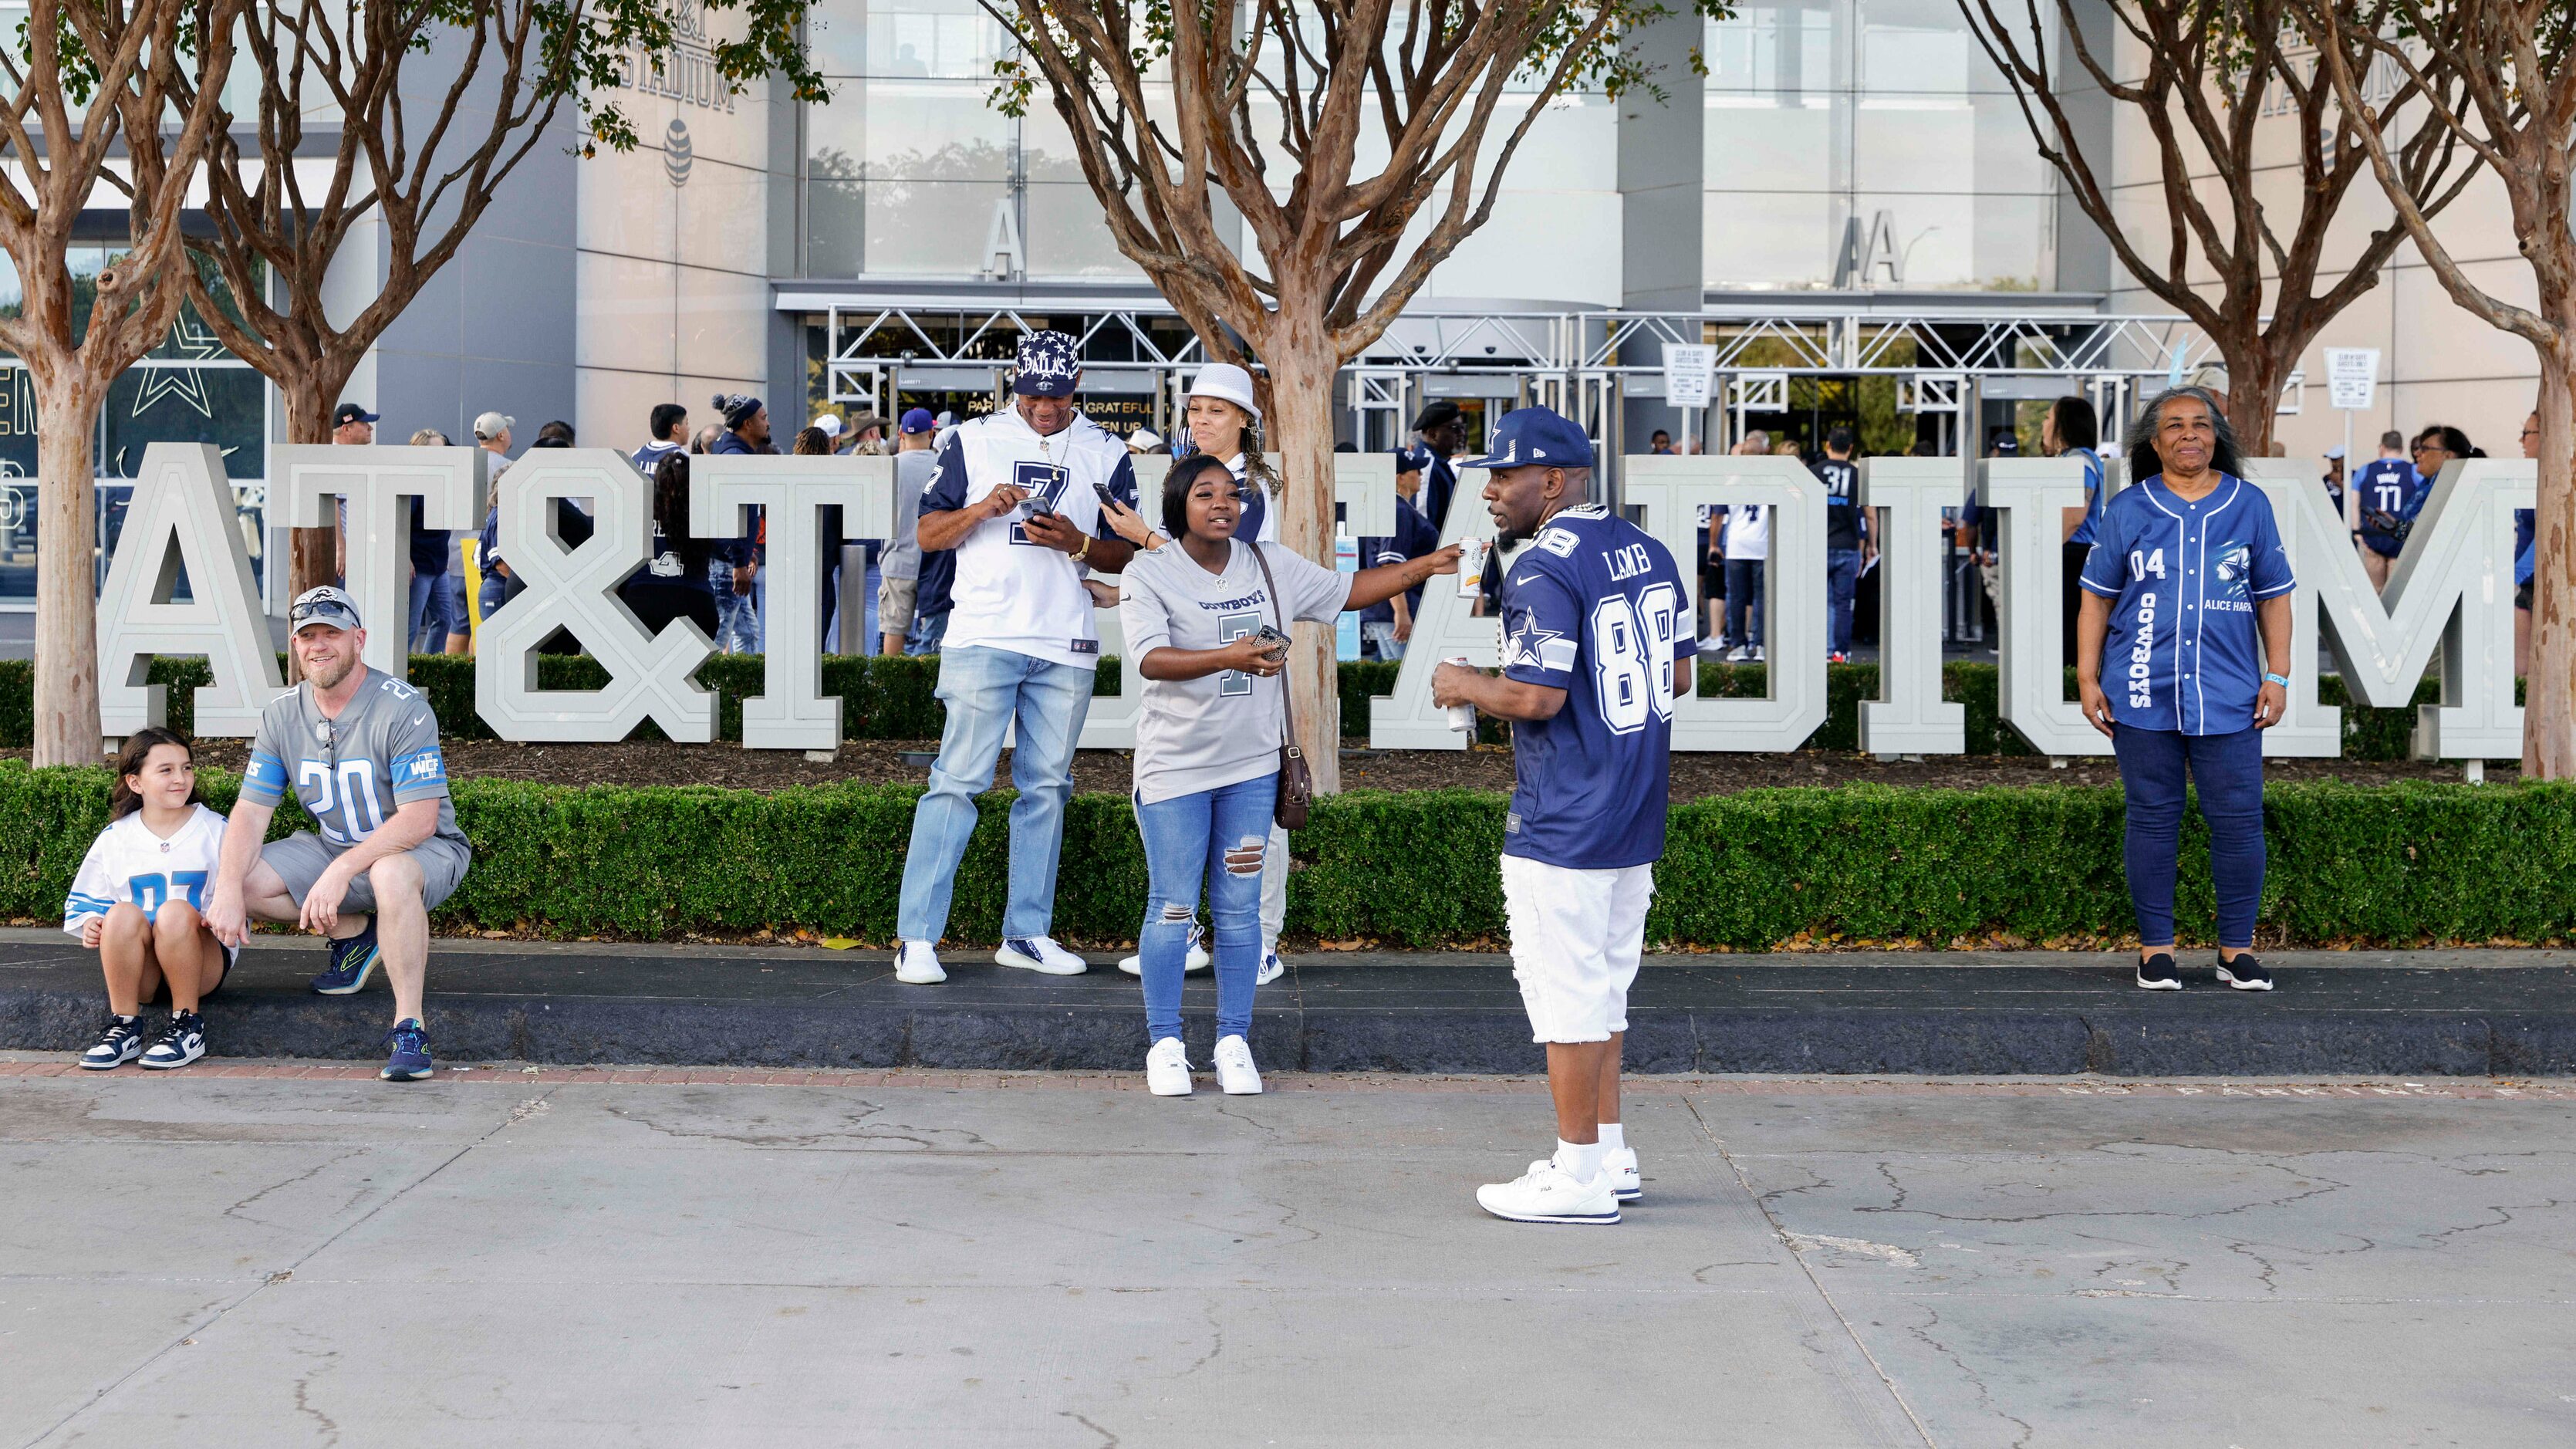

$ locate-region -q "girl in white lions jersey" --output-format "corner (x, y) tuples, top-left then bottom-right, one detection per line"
(64, 728), (235, 1071)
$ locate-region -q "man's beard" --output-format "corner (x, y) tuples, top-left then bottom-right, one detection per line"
(302, 652), (357, 691)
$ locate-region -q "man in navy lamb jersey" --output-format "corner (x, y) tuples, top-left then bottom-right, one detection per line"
(1433, 407), (1692, 1227)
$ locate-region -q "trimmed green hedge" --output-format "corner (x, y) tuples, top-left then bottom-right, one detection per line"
(2, 758), (2568, 949)
(0, 654), (2464, 758)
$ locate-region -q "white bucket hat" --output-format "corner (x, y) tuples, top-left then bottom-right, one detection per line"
(1185, 363), (1261, 421)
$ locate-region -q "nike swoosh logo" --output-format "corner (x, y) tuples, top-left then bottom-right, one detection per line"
(411, 716), (427, 728)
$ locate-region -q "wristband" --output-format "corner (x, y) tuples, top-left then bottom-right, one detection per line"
(2262, 672), (2291, 688)
(1073, 535), (1093, 563)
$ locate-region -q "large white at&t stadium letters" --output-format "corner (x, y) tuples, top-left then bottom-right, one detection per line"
(93, 447), (2533, 759)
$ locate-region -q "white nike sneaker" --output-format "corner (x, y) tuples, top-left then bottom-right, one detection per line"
(1117, 933), (1212, 976)
(1477, 1160), (1619, 1225)
(1146, 1037), (1193, 1096)
(1605, 1147), (1642, 1203)
(995, 936), (1087, 974)
(1212, 1035), (1262, 1095)
(1724, 645), (1750, 663)
(1254, 951), (1285, 986)
(893, 941), (946, 984)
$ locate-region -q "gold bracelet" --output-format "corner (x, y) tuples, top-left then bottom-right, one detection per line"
(1074, 535), (1093, 563)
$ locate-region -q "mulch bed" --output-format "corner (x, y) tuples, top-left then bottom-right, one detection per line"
(39, 738), (2510, 799)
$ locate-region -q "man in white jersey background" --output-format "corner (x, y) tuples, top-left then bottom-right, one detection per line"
(1433, 407), (1693, 1226)
(893, 331), (1143, 984)
(204, 586), (475, 1083)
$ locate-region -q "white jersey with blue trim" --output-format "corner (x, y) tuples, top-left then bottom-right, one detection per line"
(62, 803), (230, 934)
(242, 669), (468, 851)
(2078, 475), (2294, 735)
(1497, 505), (1693, 871)
(917, 407), (1139, 668)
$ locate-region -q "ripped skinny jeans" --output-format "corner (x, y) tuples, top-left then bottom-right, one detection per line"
(1134, 772), (1276, 1045)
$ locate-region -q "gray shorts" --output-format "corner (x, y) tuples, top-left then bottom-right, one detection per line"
(876, 573), (918, 635)
(264, 832), (471, 914)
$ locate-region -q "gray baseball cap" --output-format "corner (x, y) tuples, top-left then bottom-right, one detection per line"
(473, 411), (515, 441)
(289, 585), (362, 633)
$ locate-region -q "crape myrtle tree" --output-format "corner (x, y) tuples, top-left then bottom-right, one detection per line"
(0, 0), (245, 766)
(1957, 0), (2479, 451)
(983, 0), (1724, 790)
(2298, 0), (2574, 778)
(167, 0), (825, 603)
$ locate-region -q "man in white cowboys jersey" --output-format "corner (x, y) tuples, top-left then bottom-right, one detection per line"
(1433, 407), (1693, 1226)
(204, 587), (474, 1082)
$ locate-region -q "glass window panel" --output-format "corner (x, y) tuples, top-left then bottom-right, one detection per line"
(1859, 0), (2026, 96)
(1024, 184), (1141, 279)
(1851, 191), (2048, 290)
(1704, 190), (1835, 289)
(1705, 96), (1835, 191)
(863, 79), (1009, 180)
(807, 0), (869, 74)
(103, 366), (266, 479)
(1704, 8), (1835, 97)
(864, 180), (1012, 274)
(863, 0), (1002, 77)
(807, 177), (866, 277)
(1854, 93), (2052, 194)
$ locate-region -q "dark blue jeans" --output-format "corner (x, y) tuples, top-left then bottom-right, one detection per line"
(2111, 724), (2265, 949)
(1724, 559), (1765, 650)
(1826, 549), (1862, 655)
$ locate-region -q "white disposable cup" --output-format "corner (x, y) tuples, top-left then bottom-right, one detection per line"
(1443, 656), (1475, 733)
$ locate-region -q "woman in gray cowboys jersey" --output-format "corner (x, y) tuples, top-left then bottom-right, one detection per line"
(204, 586), (473, 1082)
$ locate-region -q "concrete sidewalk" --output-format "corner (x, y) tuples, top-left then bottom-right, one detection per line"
(5, 1069), (2572, 1447)
(5, 933), (2576, 1076)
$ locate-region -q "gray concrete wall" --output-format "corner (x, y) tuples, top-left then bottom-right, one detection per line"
(1618, 11), (1707, 454)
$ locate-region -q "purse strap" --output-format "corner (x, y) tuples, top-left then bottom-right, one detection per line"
(1247, 541), (1300, 752)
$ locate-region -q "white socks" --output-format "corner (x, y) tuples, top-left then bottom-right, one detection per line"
(1599, 1123), (1625, 1153)
(1555, 1137), (1604, 1183)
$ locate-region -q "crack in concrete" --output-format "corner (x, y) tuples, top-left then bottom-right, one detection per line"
(221, 1150), (363, 1229)
(1060, 1410), (1120, 1447)
(1902, 1300), (2035, 1449)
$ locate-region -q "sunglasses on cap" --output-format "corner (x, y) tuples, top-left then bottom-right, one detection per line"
(289, 599), (355, 628)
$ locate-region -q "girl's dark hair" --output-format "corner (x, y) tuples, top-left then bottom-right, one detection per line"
(792, 426), (834, 456)
(2124, 385), (2244, 481)
(110, 727), (202, 821)
(2049, 395), (2100, 452)
(1162, 453), (1237, 541)
(651, 451), (690, 541)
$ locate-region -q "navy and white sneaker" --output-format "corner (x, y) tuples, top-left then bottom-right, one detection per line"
(138, 1011), (207, 1071)
(380, 1018), (434, 1081)
(2216, 953), (2274, 991)
(994, 936), (1087, 975)
(1254, 951), (1285, 986)
(80, 1014), (148, 1070)
(311, 919), (381, 995)
(2136, 953), (2182, 991)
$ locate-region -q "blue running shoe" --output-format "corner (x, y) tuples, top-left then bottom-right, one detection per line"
(380, 1018), (433, 1081)
(311, 919), (380, 995)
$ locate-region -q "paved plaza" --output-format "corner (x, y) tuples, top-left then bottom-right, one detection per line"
(5, 1063), (2573, 1447)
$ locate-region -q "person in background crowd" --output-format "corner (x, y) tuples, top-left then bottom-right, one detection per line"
(2044, 396), (2106, 670)
(787, 425), (851, 647)
(1694, 431), (1765, 652)
(1721, 461), (1770, 664)
(1431, 407), (1690, 1226)
(329, 402), (378, 586)
(2076, 386), (2293, 995)
(1815, 425), (1869, 664)
(633, 403), (688, 481)
(809, 414), (844, 452)
(1121, 454), (1459, 1096)
(1097, 363), (1302, 988)
(206, 586), (476, 1081)
(64, 728), (235, 1072)
(707, 394), (770, 654)
(1358, 437), (1442, 662)
(880, 408), (941, 656)
(471, 412), (515, 634)
(619, 452), (721, 639)
(2321, 444), (2347, 518)
(1128, 428), (1165, 455)
(1406, 400), (1467, 531)
(793, 426), (832, 455)
(690, 424), (721, 454)
(402, 429), (467, 656)
(2517, 408), (2539, 678)
(535, 420), (575, 446)
(1649, 429), (1675, 455)
(844, 414), (890, 456)
(891, 331), (1139, 985)
(2348, 429), (2419, 589)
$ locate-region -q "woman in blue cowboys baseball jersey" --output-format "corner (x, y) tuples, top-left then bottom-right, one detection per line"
(1433, 407), (1693, 1228)
(2075, 387), (2294, 995)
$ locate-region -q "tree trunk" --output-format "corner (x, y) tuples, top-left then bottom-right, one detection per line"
(2527, 335), (2574, 779)
(1264, 316), (1345, 794)
(2224, 345), (2281, 458)
(279, 377), (343, 680)
(32, 377), (103, 767)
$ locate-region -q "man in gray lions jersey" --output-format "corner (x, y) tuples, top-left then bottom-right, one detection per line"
(205, 586), (473, 1082)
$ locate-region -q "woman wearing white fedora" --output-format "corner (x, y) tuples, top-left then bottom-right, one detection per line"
(1100, 362), (1295, 988)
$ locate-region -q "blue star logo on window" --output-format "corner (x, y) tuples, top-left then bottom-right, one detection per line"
(1504, 610), (1578, 674)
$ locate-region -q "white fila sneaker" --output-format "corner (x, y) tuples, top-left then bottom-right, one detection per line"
(1477, 1160), (1619, 1225)
(1605, 1147), (1642, 1203)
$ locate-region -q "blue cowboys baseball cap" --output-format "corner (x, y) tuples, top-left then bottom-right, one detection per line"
(1012, 330), (1082, 397)
(289, 585), (362, 633)
(1463, 407), (1595, 471)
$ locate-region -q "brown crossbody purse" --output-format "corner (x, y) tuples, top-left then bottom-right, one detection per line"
(1247, 542), (1313, 830)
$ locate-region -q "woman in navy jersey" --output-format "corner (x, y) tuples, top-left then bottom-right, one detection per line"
(2075, 387), (2294, 994)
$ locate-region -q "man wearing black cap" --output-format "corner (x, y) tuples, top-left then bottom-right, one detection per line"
(1403, 401), (1468, 532)
(706, 394), (771, 652)
(892, 329), (1140, 985)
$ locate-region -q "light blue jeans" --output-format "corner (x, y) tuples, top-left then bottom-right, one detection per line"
(1136, 773), (1274, 1045)
(709, 558), (762, 654)
(896, 645), (1097, 943)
